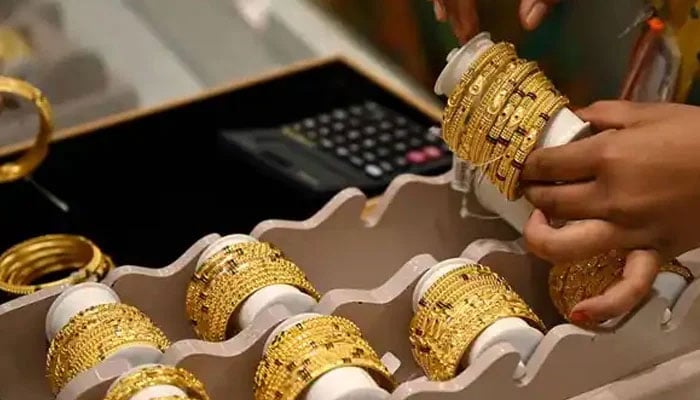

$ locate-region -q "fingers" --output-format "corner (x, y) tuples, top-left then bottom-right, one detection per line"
(436, 0), (480, 43)
(521, 134), (604, 183)
(571, 250), (660, 322)
(576, 100), (658, 130)
(523, 181), (606, 220)
(433, 0), (447, 21)
(524, 210), (637, 263)
(519, 0), (558, 30)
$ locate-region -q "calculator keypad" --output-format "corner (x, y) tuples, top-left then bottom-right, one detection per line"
(285, 101), (450, 180)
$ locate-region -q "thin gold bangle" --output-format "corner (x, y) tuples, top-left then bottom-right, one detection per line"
(0, 76), (53, 183)
(104, 365), (210, 400)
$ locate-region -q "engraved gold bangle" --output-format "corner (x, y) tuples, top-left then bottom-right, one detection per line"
(410, 264), (544, 381)
(0, 234), (113, 296)
(254, 315), (394, 400)
(46, 303), (171, 394)
(104, 365), (210, 400)
(548, 250), (695, 320)
(0, 76), (53, 183)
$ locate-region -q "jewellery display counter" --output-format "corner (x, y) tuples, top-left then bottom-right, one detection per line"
(2, 53), (700, 400)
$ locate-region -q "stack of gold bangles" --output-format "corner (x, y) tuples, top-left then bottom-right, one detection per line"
(186, 240), (320, 341)
(549, 250), (695, 321)
(441, 41), (569, 200)
(45, 302), (171, 394)
(253, 315), (395, 400)
(409, 263), (545, 381)
(0, 75), (53, 183)
(104, 365), (210, 400)
(0, 234), (113, 296)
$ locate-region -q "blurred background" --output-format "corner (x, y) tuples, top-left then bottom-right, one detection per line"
(1, 0), (699, 149)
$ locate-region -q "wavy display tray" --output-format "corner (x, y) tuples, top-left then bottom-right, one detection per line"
(1, 172), (700, 400)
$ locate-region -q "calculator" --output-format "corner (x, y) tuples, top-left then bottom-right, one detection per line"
(218, 101), (452, 197)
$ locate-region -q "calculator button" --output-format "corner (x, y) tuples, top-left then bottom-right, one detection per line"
(334, 135), (347, 145)
(379, 161), (393, 172)
(303, 119), (315, 129)
(332, 122), (345, 132)
(393, 142), (407, 153)
(365, 101), (379, 110)
(336, 147), (350, 158)
(378, 133), (392, 143)
(349, 143), (361, 153)
(348, 130), (361, 141)
(332, 109), (347, 119)
(394, 129), (408, 139)
(423, 146), (443, 160)
(407, 150), (427, 164)
(395, 116), (408, 126)
(306, 130), (318, 140)
(349, 118), (362, 128)
(377, 147), (390, 157)
(363, 152), (377, 162)
(362, 138), (376, 148)
(350, 105), (363, 115)
(424, 131), (440, 143)
(320, 138), (334, 149)
(379, 121), (393, 131)
(292, 123), (303, 131)
(318, 114), (331, 124)
(394, 156), (408, 168)
(363, 126), (378, 136)
(319, 127), (331, 136)
(365, 164), (383, 178)
(350, 156), (364, 167)
(409, 137), (423, 148)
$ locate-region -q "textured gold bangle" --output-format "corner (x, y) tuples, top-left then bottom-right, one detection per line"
(104, 365), (210, 400)
(470, 61), (540, 167)
(46, 303), (170, 394)
(410, 264), (544, 381)
(0, 76), (53, 183)
(0, 234), (113, 296)
(549, 250), (695, 320)
(254, 315), (394, 400)
(443, 44), (516, 151)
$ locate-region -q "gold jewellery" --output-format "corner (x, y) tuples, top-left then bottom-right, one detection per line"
(441, 41), (569, 200)
(549, 250), (695, 320)
(409, 264), (545, 381)
(186, 241), (320, 341)
(45, 303), (170, 394)
(104, 365), (210, 400)
(253, 315), (395, 400)
(0, 76), (53, 183)
(0, 234), (113, 296)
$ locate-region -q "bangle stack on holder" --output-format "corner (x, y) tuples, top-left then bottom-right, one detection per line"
(410, 259), (546, 381)
(104, 364), (210, 400)
(0, 234), (114, 296)
(186, 234), (321, 342)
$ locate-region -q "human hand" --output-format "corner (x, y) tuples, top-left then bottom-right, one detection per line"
(521, 101), (700, 322)
(431, 0), (560, 43)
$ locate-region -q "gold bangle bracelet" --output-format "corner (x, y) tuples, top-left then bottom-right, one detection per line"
(104, 365), (210, 400)
(549, 250), (695, 321)
(0, 76), (53, 183)
(0, 234), (113, 296)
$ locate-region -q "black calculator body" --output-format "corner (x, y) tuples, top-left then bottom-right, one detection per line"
(219, 100), (452, 198)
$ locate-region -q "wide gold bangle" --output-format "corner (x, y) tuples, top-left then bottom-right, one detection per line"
(0, 76), (53, 183)
(443, 43), (516, 151)
(254, 315), (395, 400)
(0, 234), (113, 296)
(46, 303), (171, 394)
(410, 264), (545, 381)
(104, 365), (210, 400)
(548, 250), (695, 321)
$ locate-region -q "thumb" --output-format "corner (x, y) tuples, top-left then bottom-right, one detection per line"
(519, 0), (558, 30)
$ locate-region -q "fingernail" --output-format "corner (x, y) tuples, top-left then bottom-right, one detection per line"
(525, 2), (547, 29)
(569, 311), (590, 324)
(433, 0), (446, 20)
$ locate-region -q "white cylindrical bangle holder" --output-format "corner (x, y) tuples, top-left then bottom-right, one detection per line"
(197, 234), (317, 333)
(107, 364), (188, 400)
(45, 282), (163, 367)
(263, 313), (391, 400)
(413, 258), (543, 379)
(435, 32), (591, 234)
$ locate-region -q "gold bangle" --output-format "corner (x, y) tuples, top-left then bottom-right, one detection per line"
(254, 315), (394, 400)
(104, 365), (210, 400)
(0, 76), (53, 183)
(0, 234), (113, 296)
(549, 250), (695, 320)
(470, 61), (540, 166)
(46, 303), (171, 394)
(410, 264), (544, 381)
(443, 43), (517, 151)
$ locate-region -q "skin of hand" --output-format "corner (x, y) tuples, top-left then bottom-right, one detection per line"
(520, 100), (700, 322)
(431, 0), (560, 43)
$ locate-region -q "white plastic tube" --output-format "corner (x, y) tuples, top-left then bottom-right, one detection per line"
(435, 32), (591, 234)
(198, 234), (317, 333)
(263, 313), (390, 400)
(413, 258), (543, 379)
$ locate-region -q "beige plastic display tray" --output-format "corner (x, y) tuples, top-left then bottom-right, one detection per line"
(2, 172), (700, 400)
